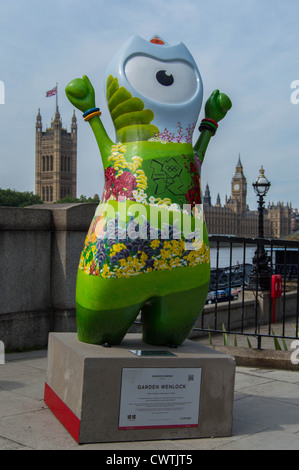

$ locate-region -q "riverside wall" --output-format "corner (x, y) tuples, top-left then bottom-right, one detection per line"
(0, 204), (297, 350)
(0, 203), (96, 350)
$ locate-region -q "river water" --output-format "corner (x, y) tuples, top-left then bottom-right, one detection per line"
(209, 245), (256, 269)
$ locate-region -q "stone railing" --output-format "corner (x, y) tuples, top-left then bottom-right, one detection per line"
(0, 203), (97, 350)
(1, 204), (297, 351)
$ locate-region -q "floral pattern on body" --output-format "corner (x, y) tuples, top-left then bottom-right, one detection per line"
(103, 144), (145, 202)
(80, 142), (208, 279)
(149, 122), (196, 144)
(79, 228), (210, 279)
(185, 160), (202, 209)
(102, 143), (202, 210)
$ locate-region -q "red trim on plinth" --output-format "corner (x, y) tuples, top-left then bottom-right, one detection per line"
(44, 382), (80, 443)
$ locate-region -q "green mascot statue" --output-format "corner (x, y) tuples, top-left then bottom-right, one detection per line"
(65, 35), (232, 347)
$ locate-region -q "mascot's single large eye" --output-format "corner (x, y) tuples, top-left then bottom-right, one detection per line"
(156, 70), (174, 86)
(124, 55), (199, 104)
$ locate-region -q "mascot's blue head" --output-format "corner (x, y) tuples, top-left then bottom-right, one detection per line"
(105, 35), (203, 143)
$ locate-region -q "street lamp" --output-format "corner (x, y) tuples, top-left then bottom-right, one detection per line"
(251, 166), (271, 290)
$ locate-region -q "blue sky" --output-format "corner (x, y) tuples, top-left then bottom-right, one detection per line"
(0, 0), (298, 210)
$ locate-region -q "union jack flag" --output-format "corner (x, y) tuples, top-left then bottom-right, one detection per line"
(46, 86), (57, 98)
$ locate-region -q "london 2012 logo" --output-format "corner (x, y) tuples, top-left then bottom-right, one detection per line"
(0, 80), (4, 104)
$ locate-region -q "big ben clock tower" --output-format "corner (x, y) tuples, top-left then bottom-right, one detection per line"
(231, 155), (247, 213)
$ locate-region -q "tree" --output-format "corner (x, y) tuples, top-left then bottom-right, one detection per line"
(55, 194), (100, 204)
(0, 188), (43, 207)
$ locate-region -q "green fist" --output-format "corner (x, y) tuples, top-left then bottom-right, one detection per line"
(65, 75), (96, 113)
(205, 90), (232, 123)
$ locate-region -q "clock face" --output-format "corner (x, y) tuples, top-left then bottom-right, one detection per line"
(234, 183), (240, 191)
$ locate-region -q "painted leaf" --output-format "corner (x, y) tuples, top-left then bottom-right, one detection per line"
(106, 75), (159, 142)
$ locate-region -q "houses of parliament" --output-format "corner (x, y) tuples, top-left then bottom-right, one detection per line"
(34, 108), (293, 239)
(35, 106), (77, 203)
(203, 156), (293, 238)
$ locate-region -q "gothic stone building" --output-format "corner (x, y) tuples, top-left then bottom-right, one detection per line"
(35, 107), (77, 202)
(203, 157), (292, 239)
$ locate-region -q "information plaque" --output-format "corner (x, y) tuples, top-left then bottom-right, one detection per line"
(119, 367), (201, 430)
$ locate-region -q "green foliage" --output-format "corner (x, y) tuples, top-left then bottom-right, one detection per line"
(0, 188), (43, 207)
(222, 323), (228, 346)
(281, 337), (288, 351)
(208, 328), (213, 345)
(272, 330), (282, 351)
(55, 194), (100, 204)
(293, 324), (299, 336)
(271, 329), (288, 351)
(207, 325), (293, 351)
(222, 324), (237, 347)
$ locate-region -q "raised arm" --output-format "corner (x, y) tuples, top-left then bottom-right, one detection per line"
(65, 75), (113, 163)
(194, 90), (232, 162)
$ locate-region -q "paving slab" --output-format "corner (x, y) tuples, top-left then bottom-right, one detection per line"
(0, 347), (299, 450)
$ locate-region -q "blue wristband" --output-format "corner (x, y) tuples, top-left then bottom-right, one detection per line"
(83, 107), (100, 118)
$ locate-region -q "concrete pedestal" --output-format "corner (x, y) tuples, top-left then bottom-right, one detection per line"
(44, 333), (236, 444)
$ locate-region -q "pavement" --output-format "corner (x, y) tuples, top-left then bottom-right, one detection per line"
(0, 336), (299, 451)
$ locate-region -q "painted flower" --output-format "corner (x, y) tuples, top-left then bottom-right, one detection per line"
(103, 182), (112, 201)
(104, 166), (116, 183)
(185, 189), (195, 203)
(79, 208), (209, 279)
(194, 155), (202, 173)
(101, 264), (111, 278)
(135, 194), (145, 203)
(150, 239), (161, 249)
(194, 192), (201, 204)
(168, 203), (180, 212)
(132, 189), (147, 203)
(112, 179), (123, 196)
(110, 243), (127, 255)
(189, 162), (197, 174)
(119, 171), (137, 191)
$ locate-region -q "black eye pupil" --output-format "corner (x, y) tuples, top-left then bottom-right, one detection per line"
(156, 70), (174, 86)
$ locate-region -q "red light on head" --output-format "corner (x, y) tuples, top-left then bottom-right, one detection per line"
(150, 36), (165, 45)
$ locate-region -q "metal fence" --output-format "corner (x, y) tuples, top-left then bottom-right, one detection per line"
(194, 235), (299, 349)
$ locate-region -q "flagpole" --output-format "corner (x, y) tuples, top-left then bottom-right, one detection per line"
(56, 82), (58, 110)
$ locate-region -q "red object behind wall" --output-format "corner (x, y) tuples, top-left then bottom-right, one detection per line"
(271, 275), (282, 323)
